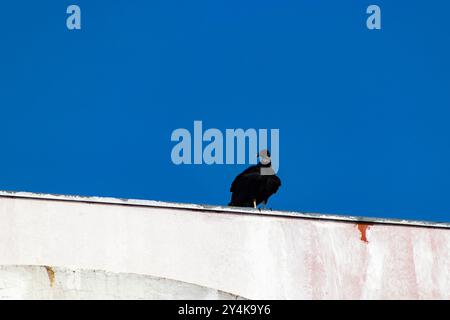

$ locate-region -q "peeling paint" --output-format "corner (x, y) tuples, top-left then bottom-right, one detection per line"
(356, 223), (373, 243)
(44, 266), (55, 287)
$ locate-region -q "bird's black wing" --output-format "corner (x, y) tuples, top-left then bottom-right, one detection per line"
(230, 164), (260, 192)
(266, 175), (281, 195)
(229, 172), (263, 207)
(258, 175), (282, 204)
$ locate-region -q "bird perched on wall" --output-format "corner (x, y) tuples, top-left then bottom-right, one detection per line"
(228, 150), (281, 209)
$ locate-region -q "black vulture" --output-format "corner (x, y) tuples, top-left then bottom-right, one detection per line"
(228, 150), (281, 209)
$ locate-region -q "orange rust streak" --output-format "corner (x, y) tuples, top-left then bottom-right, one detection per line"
(356, 223), (372, 243)
(44, 266), (56, 287)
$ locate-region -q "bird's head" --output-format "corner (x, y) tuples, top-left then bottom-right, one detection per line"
(258, 149), (271, 165)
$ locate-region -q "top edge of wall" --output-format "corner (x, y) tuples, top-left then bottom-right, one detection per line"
(0, 190), (449, 229)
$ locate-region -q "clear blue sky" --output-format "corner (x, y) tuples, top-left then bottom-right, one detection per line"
(1, 1), (449, 222)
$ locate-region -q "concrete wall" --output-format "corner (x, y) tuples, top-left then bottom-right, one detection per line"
(0, 265), (243, 300)
(0, 191), (449, 300)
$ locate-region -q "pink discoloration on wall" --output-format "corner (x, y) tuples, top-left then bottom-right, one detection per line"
(0, 192), (450, 300)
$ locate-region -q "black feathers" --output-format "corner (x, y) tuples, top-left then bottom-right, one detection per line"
(228, 153), (281, 208)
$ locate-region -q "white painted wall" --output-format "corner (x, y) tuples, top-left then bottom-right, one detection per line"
(0, 191), (449, 299)
(0, 265), (242, 300)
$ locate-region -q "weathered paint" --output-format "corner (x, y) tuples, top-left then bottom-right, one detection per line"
(356, 223), (373, 243)
(0, 265), (243, 300)
(0, 191), (449, 300)
(44, 266), (55, 287)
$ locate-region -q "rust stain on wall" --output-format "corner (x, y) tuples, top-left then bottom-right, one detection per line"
(44, 266), (56, 287)
(356, 223), (373, 243)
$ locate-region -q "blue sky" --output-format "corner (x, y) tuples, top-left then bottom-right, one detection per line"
(1, 1), (449, 222)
